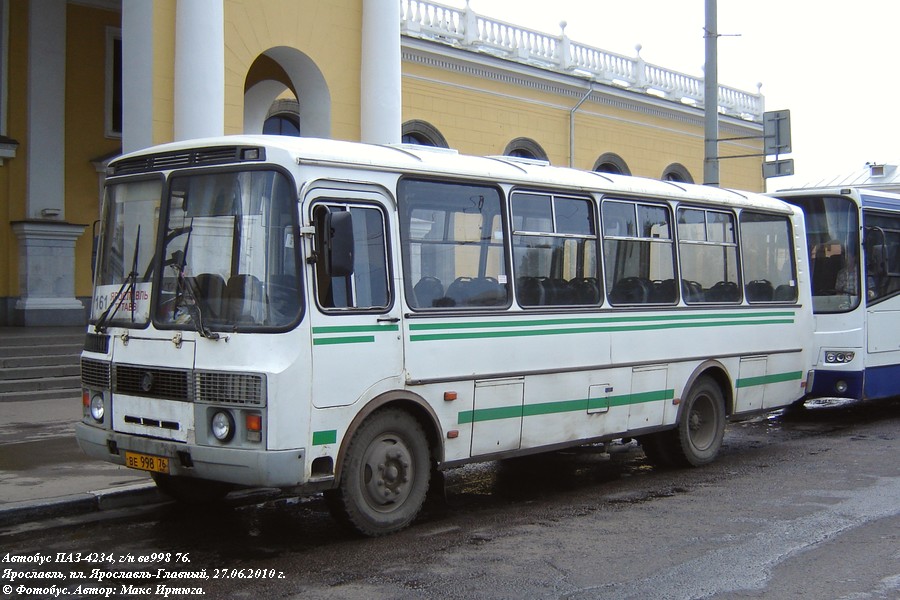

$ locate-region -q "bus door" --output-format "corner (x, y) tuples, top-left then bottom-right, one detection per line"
(863, 217), (900, 397)
(305, 192), (403, 409)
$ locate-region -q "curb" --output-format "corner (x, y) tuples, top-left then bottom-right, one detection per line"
(0, 482), (165, 527)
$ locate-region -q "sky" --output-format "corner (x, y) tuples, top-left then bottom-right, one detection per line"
(439, 0), (900, 191)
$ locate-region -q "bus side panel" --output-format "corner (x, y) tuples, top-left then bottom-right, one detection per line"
(865, 302), (900, 399)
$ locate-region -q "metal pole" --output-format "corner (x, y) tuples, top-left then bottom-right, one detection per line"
(703, 0), (719, 186)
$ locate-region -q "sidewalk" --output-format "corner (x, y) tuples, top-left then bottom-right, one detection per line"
(0, 394), (162, 525)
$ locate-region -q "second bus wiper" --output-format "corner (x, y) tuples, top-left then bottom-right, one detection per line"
(94, 226), (140, 333)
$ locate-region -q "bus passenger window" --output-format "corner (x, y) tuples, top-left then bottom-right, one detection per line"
(739, 212), (797, 303)
(312, 204), (390, 311)
(511, 192), (600, 307)
(678, 208), (739, 304)
(602, 200), (675, 305)
(399, 179), (509, 309)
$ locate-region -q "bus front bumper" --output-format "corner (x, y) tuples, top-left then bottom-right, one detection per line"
(75, 422), (307, 489)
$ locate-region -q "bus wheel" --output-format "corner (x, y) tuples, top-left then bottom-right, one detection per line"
(671, 377), (726, 467)
(150, 472), (233, 504)
(327, 409), (431, 536)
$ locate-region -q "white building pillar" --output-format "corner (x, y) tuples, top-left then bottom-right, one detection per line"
(26, 0), (65, 220)
(174, 0), (224, 141)
(15, 0), (86, 325)
(361, 0), (401, 144)
(122, 1), (155, 153)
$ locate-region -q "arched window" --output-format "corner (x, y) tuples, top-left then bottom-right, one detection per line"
(504, 137), (548, 161)
(263, 99), (300, 136)
(662, 163), (694, 184)
(401, 120), (449, 148)
(593, 153), (631, 175)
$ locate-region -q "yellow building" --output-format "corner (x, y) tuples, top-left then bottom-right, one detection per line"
(0, 0), (765, 326)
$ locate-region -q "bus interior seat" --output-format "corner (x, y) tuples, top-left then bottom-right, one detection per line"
(609, 277), (650, 304)
(649, 279), (676, 303)
(413, 276), (444, 308)
(571, 277), (601, 304)
(773, 284), (796, 301)
(516, 277), (545, 306)
(681, 280), (704, 303)
(745, 279), (774, 302)
(706, 281), (741, 302)
(193, 273), (226, 319)
(468, 277), (506, 306)
(225, 274), (264, 323)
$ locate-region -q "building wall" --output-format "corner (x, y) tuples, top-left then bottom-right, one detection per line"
(402, 51), (764, 190)
(222, 0), (362, 139)
(65, 4), (122, 298)
(0, 0), (767, 325)
(1, 0), (30, 313)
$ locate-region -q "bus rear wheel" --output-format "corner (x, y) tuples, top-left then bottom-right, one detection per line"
(326, 409), (431, 537)
(670, 376), (726, 467)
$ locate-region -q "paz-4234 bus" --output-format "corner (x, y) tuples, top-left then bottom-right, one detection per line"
(78, 136), (813, 535)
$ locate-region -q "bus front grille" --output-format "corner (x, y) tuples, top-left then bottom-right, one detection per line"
(114, 365), (190, 401)
(194, 371), (266, 406)
(81, 358), (111, 389)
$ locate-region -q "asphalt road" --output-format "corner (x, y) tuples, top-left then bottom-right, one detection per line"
(2, 396), (898, 600)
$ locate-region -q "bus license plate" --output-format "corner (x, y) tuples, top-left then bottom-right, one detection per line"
(125, 451), (170, 474)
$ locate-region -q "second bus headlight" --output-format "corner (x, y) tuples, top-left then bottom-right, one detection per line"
(211, 410), (235, 442)
(825, 351), (855, 364)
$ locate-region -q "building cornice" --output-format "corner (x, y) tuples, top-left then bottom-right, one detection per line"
(401, 37), (761, 137)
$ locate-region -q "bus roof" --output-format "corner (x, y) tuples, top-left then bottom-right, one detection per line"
(772, 186), (900, 213)
(111, 135), (792, 213)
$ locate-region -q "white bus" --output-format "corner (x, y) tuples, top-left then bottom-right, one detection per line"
(773, 186), (900, 401)
(78, 136), (812, 535)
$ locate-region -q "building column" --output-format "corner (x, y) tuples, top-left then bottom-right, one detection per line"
(361, 0), (401, 144)
(15, 0), (86, 326)
(122, 1), (154, 153)
(174, 0), (224, 141)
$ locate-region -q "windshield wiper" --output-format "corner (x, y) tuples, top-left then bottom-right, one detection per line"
(168, 227), (220, 340)
(94, 226), (140, 333)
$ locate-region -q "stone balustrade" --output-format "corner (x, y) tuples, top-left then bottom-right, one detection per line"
(400, 0), (764, 121)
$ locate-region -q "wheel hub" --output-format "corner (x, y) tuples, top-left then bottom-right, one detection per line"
(364, 439), (412, 507)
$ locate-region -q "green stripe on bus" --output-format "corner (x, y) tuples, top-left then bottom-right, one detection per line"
(409, 311), (795, 331)
(313, 324), (399, 334)
(312, 430), (337, 445)
(312, 324), (398, 346)
(736, 371), (803, 388)
(458, 389), (675, 424)
(313, 335), (376, 345)
(411, 318), (794, 342)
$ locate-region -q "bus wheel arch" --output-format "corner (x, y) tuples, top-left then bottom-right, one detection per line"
(326, 393), (441, 536)
(671, 366), (730, 467)
(680, 361), (734, 419)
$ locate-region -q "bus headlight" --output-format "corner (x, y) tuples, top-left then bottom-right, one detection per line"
(825, 351), (855, 364)
(211, 410), (235, 442)
(89, 394), (105, 422)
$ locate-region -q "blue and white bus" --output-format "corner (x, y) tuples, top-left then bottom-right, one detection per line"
(774, 186), (900, 401)
(78, 136), (813, 535)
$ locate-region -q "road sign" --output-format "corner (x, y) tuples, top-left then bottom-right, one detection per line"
(763, 158), (794, 179)
(763, 110), (792, 155)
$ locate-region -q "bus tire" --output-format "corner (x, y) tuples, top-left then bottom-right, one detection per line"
(670, 376), (726, 467)
(327, 409), (431, 536)
(150, 472), (233, 504)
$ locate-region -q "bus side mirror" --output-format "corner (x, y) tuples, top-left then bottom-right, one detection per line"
(324, 211), (354, 277)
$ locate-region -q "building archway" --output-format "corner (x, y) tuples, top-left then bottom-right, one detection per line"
(402, 120), (449, 147)
(504, 137), (548, 161)
(243, 47), (330, 138)
(593, 152), (631, 175)
(662, 163), (694, 183)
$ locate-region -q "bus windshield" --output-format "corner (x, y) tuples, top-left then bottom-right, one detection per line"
(92, 178), (163, 328)
(156, 169), (301, 331)
(791, 195), (860, 313)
